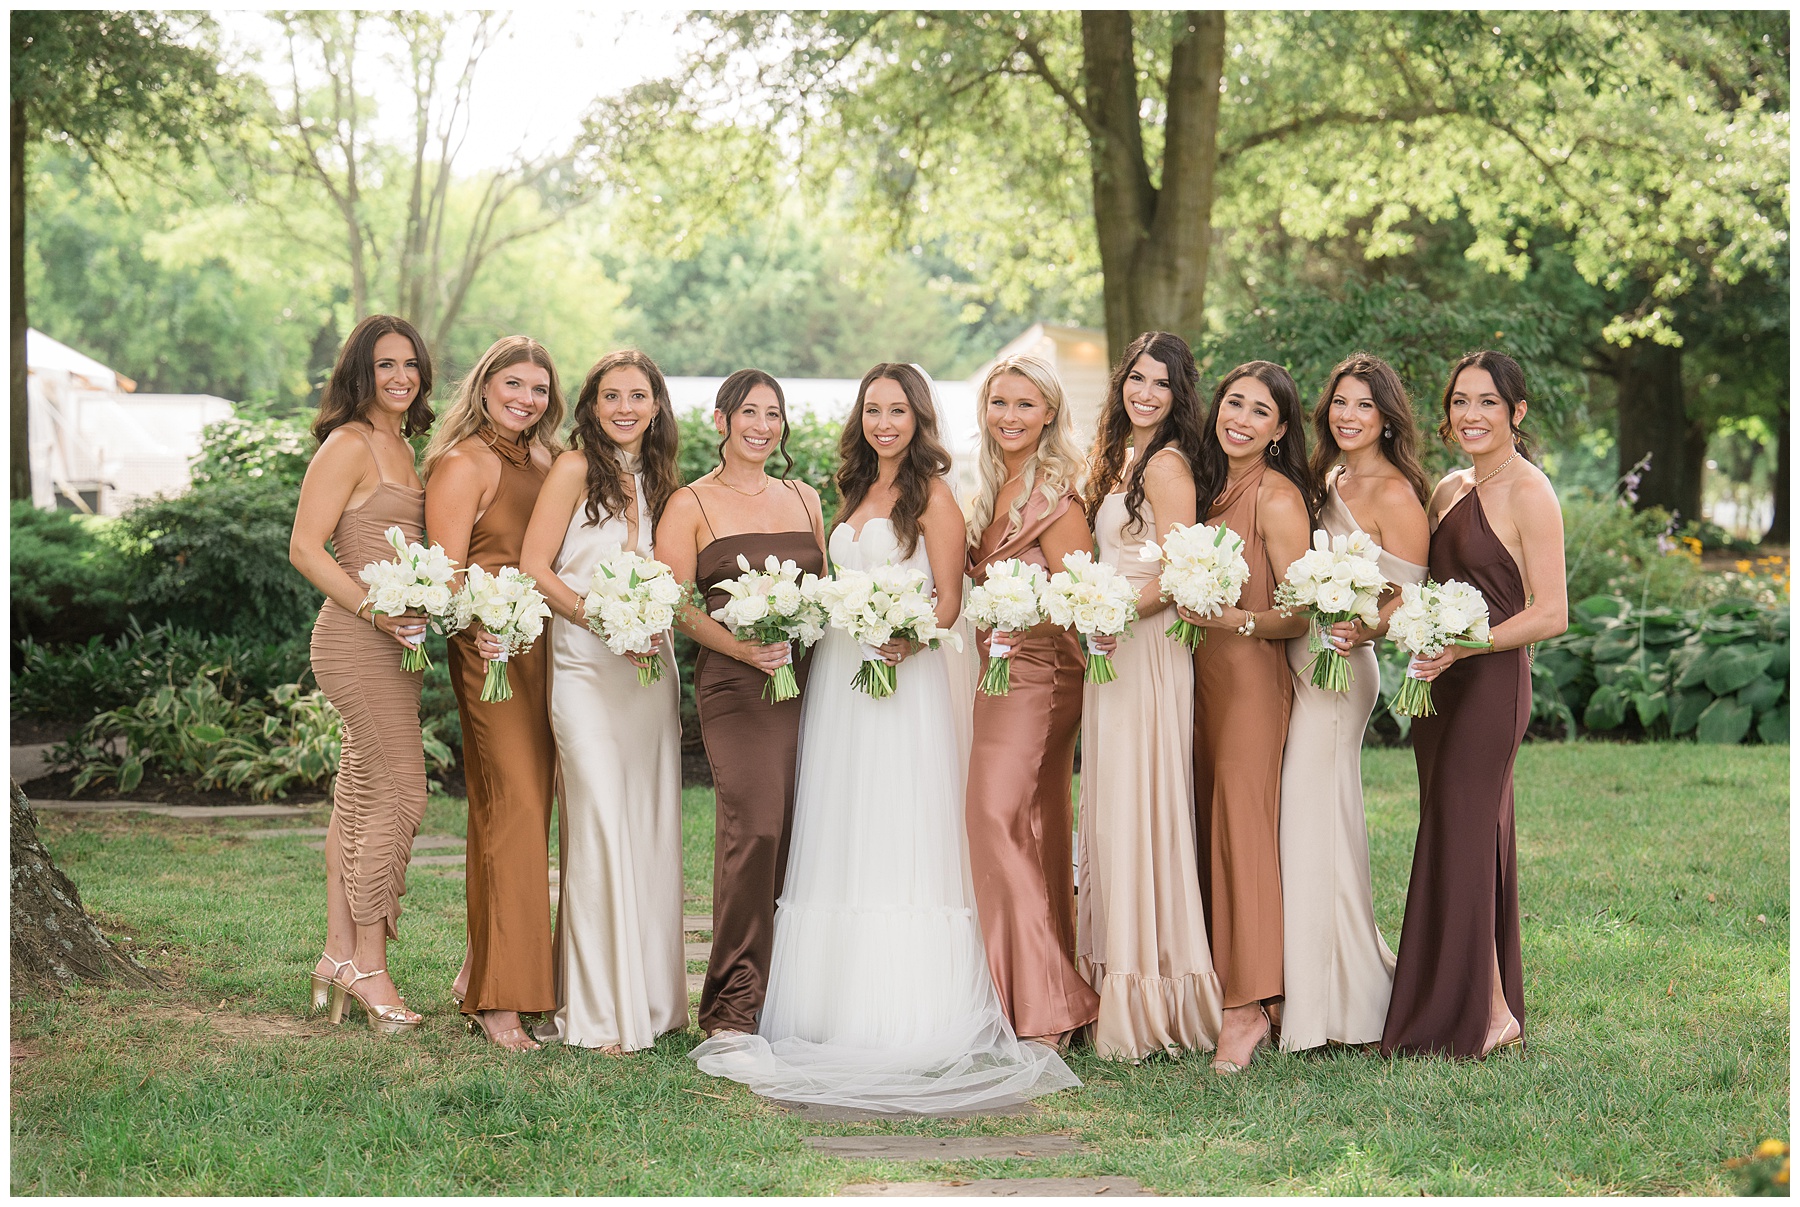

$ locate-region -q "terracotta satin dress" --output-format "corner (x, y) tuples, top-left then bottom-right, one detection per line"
(964, 489), (1099, 1041)
(1192, 460), (1292, 1011)
(308, 431), (428, 940)
(690, 483), (827, 1035)
(447, 430), (556, 1017)
(1381, 484), (1529, 1058)
(1278, 476), (1425, 1051)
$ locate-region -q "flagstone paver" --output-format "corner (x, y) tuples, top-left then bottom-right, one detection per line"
(683, 915), (713, 932)
(11, 743), (56, 782)
(304, 834), (463, 853)
(805, 1136), (1090, 1160)
(243, 827), (332, 839)
(772, 1101), (1040, 1123)
(684, 941), (711, 961)
(838, 1176), (1151, 1197)
(409, 854), (466, 867)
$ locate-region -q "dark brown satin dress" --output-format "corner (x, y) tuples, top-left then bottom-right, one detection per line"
(965, 490), (1099, 1040)
(1381, 485), (1529, 1058)
(1192, 461), (1291, 1010)
(691, 484), (827, 1034)
(448, 430), (556, 1016)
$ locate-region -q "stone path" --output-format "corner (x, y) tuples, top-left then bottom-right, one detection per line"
(776, 1101), (1039, 1124)
(838, 1177), (1151, 1197)
(11, 742), (56, 782)
(31, 800), (314, 819)
(806, 1136), (1090, 1160)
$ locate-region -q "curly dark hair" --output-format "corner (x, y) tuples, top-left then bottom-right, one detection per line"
(835, 363), (953, 558)
(1308, 352), (1432, 508)
(1436, 350), (1538, 462)
(1194, 360), (1319, 529)
(570, 350), (681, 529)
(1081, 332), (1208, 533)
(311, 314), (434, 442)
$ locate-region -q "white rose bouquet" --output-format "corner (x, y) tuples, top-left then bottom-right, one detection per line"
(583, 547), (685, 687)
(1386, 578), (1493, 717)
(1139, 522), (1250, 649)
(710, 553), (828, 702)
(964, 558), (1049, 697)
(358, 525), (459, 672)
(815, 564), (961, 698)
(449, 565), (553, 702)
(1274, 528), (1390, 693)
(1040, 551), (1139, 684)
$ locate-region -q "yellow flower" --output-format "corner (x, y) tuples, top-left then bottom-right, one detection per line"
(1757, 1138), (1788, 1158)
(1737, 559), (1753, 573)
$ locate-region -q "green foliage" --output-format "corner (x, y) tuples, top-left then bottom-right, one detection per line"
(188, 414), (312, 489)
(674, 408), (844, 526)
(9, 501), (133, 646)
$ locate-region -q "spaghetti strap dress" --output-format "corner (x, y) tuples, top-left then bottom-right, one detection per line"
(448, 429), (557, 1017)
(309, 436), (428, 940)
(691, 482), (828, 1035)
(1381, 484), (1529, 1058)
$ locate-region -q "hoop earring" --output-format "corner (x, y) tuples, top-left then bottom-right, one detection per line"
(1267, 438), (1281, 459)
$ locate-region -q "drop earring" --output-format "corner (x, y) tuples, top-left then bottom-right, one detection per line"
(1267, 438), (1281, 459)
(1383, 424), (1393, 439)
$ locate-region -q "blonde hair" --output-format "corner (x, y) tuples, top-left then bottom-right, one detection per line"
(965, 355), (1086, 547)
(421, 335), (566, 482)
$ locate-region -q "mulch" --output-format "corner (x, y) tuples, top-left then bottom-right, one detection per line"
(19, 768), (328, 809)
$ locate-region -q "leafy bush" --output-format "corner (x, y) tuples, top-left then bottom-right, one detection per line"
(12, 621), (312, 719)
(189, 414), (311, 489)
(675, 407), (844, 526)
(9, 502), (134, 647)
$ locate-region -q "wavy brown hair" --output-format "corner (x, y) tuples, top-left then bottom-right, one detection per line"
(1194, 360), (1319, 529)
(311, 314), (434, 442)
(1437, 349), (1538, 462)
(420, 335), (565, 482)
(571, 350), (680, 529)
(1082, 332), (1208, 533)
(1308, 352), (1431, 507)
(712, 368), (796, 478)
(835, 363), (953, 558)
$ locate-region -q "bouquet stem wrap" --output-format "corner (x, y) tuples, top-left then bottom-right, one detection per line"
(481, 650), (512, 703)
(978, 637), (1014, 697)
(1083, 643), (1118, 685)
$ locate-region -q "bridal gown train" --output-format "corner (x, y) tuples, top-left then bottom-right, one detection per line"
(690, 518), (1079, 1113)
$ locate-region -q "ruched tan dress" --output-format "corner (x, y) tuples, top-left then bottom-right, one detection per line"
(448, 430), (556, 1017)
(309, 437), (428, 940)
(965, 489), (1099, 1042)
(1192, 460), (1293, 1011)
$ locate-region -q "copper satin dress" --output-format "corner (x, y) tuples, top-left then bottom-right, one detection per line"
(1381, 485), (1529, 1058)
(1192, 460), (1292, 1011)
(965, 489), (1099, 1041)
(309, 433), (428, 940)
(1076, 454), (1223, 1061)
(690, 483), (827, 1035)
(1278, 476), (1424, 1051)
(447, 430), (556, 1017)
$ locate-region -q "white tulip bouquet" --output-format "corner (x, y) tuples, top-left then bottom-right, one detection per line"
(1040, 551), (1139, 684)
(964, 558), (1050, 697)
(709, 553), (828, 702)
(815, 564), (961, 698)
(583, 547), (685, 687)
(451, 565), (553, 702)
(1385, 578), (1493, 717)
(1274, 528), (1390, 692)
(358, 525), (459, 672)
(1139, 522), (1250, 649)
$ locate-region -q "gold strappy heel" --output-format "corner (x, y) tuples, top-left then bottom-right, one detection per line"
(328, 962), (424, 1035)
(309, 954), (352, 1015)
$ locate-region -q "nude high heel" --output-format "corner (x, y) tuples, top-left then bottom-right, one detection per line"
(328, 962), (423, 1035)
(309, 954), (351, 1016)
(1212, 1006), (1273, 1075)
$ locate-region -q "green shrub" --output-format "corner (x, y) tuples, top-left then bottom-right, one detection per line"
(9, 501), (134, 646)
(12, 621), (312, 720)
(189, 414), (312, 489)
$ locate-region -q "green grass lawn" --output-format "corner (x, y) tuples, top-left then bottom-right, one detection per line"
(11, 744), (1788, 1194)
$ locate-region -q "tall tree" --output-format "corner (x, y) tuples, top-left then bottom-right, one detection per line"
(10, 11), (236, 500)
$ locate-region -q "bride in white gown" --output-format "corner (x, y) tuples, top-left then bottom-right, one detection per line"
(690, 363), (1078, 1113)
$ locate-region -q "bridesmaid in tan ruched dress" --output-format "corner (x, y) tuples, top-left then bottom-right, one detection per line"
(1279, 354), (1431, 1053)
(1180, 360), (1315, 1073)
(656, 370), (827, 1037)
(1075, 332), (1222, 1062)
(962, 356), (1098, 1048)
(423, 336), (565, 1052)
(289, 314), (436, 1033)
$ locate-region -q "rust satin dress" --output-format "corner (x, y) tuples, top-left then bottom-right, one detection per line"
(1192, 460), (1292, 1011)
(1381, 485), (1529, 1058)
(965, 489), (1099, 1041)
(448, 430), (557, 1017)
(309, 435), (428, 940)
(690, 483), (827, 1035)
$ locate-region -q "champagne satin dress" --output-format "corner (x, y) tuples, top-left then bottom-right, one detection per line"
(1192, 460), (1292, 1011)
(1381, 484), (1529, 1058)
(690, 482), (828, 1035)
(1076, 452), (1223, 1061)
(540, 457), (687, 1050)
(309, 431), (428, 940)
(1278, 476), (1425, 1051)
(448, 430), (557, 1017)
(965, 489), (1099, 1042)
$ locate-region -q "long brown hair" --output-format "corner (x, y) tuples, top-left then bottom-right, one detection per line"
(311, 314), (434, 442)
(835, 363), (953, 558)
(1194, 360), (1319, 529)
(1437, 349), (1538, 462)
(571, 350), (680, 528)
(1082, 331), (1208, 532)
(712, 368), (796, 478)
(420, 335), (565, 482)
(1308, 352), (1431, 507)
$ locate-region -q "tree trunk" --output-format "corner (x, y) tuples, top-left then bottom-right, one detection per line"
(1765, 404), (1789, 546)
(1082, 10), (1224, 361)
(11, 781), (160, 988)
(1615, 340), (1705, 523)
(12, 97), (32, 502)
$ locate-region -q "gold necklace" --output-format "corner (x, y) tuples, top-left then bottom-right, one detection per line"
(713, 468), (770, 497)
(1475, 450), (1518, 488)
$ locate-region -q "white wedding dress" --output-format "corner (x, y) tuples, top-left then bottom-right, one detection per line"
(690, 518), (1080, 1113)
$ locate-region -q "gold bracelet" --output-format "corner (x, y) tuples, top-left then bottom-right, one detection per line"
(1236, 609), (1258, 638)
